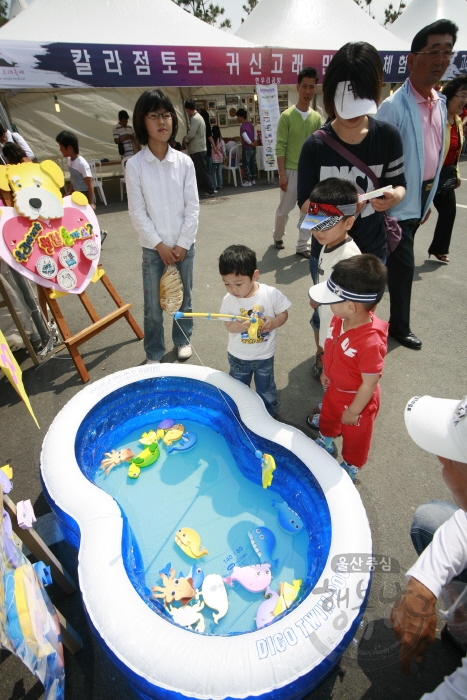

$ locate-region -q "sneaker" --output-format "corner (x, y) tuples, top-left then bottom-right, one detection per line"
(252, 180), (256, 185)
(315, 436), (335, 456)
(242, 181), (252, 187)
(146, 359), (160, 365)
(340, 461), (359, 481)
(213, 190), (218, 193)
(296, 250), (311, 259)
(306, 413), (320, 429)
(177, 344), (192, 360)
(312, 352), (324, 381)
(274, 240), (285, 249)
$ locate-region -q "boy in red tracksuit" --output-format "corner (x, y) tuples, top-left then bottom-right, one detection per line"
(308, 254), (388, 481)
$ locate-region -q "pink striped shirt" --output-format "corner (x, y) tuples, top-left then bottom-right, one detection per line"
(410, 81), (443, 181)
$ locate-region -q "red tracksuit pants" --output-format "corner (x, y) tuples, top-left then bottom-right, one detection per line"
(319, 383), (381, 469)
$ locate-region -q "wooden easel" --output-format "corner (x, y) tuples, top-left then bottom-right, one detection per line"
(37, 265), (144, 383)
(0, 275), (40, 365)
(2, 494), (83, 654)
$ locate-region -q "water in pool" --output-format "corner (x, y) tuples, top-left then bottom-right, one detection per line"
(94, 418), (310, 636)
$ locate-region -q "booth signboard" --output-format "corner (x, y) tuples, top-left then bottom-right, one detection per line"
(0, 41), (465, 89)
(256, 84), (281, 172)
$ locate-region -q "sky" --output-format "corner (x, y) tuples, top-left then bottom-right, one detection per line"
(220, 0), (414, 34)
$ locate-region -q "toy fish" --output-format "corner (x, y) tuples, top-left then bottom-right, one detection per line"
(261, 454), (276, 488)
(256, 586), (279, 629)
(139, 430), (159, 446)
(248, 527), (279, 569)
(158, 418), (174, 430)
(273, 579), (302, 616)
(272, 499), (304, 534)
(188, 564), (205, 591)
(223, 563), (272, 593)
(167, 432), (197, 454)
(163, 424), (185, 446)
(175, 527), (209, 559)
(201, 574), (229, 624)
(128, 441), (161, 478)
(159, 562), (172, 577)
(152, 568), (196, 606)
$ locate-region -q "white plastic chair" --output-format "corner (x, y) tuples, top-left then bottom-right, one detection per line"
(120, 156), (131, 201)
(88, 160), (107, 206)
(223, 144), (243, 187)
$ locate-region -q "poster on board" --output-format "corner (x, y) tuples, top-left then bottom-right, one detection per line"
(256, 84), (281, 172)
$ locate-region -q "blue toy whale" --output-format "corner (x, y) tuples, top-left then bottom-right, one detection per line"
(248, 527), (279, 569)
(272, 499), (304, 534)
(166, 432), (197, 454)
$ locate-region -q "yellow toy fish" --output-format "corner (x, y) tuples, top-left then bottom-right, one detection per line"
(175, 527), (209, 559)
(273, 579), (302, 617)
(163, 424), (185, 446)
(139, 430), (159, 446)
(261, 454), (276, 489)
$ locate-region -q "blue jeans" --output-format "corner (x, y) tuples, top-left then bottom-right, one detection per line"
(411, 500), (467, 584)
(206, 155), (215, 190)
(142, 245), (194, 361)
(212, 162), (223, 188)
(227, 353), (278, 416)
(242, 147), (257, 182)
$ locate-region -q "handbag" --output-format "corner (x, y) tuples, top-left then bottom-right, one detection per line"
(437, 164), (457, 193)
(314, 129), (402, 254)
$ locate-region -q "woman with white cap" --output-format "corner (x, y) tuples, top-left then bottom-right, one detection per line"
(391, 394), (467, 696)
(297, 42), (407, 383)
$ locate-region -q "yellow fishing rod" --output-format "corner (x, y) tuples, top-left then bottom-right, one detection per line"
(174, 311), (251, 323)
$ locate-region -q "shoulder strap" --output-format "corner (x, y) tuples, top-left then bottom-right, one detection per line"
(314, 129), (380, 189)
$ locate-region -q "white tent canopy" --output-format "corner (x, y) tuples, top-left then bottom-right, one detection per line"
(236, 0), (409, 50)
(0, 0), (254, 47)
(390, 0), (467, 50)
(0, 0), (256, 161)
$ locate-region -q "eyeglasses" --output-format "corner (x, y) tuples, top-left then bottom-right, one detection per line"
(413, 49), (453, 60)
(146, 112), (173, 121)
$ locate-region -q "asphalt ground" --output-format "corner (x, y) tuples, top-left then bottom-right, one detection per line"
(1, 156), (467, 700)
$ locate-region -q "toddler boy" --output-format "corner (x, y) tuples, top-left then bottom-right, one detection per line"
(308, 254), (388, 481)
(219, 244), (291, 416)
(56, 130), (95, 209)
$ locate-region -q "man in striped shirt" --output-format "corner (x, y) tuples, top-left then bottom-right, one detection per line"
(113, 110), (137, 158)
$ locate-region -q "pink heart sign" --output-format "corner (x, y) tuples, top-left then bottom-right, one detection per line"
(0, 196), (101, 294)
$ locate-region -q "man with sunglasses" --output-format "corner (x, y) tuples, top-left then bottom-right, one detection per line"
(377, 19), (458, 351)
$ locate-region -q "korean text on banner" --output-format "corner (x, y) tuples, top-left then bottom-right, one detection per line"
(256, 84), (281, 172)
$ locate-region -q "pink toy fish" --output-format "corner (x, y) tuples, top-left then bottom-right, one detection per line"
(223, 563), (272, 593)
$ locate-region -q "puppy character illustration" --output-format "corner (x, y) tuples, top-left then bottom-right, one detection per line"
(0, 160), (66, 221)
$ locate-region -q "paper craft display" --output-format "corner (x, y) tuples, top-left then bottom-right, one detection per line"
(0, 330), (39, 428)
(0, 161), (101, 294)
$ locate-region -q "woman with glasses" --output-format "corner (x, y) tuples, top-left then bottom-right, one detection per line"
(427, 75), (467, 263)
(126, 89), (199, 364)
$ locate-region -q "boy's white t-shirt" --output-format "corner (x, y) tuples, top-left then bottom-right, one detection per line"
(67, 155), (92, 193)
(316, 236), (361, 348)
(220, 282), (291, 361)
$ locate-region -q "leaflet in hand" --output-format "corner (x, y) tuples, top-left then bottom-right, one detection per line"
(358, 185), (393, 202)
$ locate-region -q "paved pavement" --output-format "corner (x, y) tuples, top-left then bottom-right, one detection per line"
(1, 158), (467, 699)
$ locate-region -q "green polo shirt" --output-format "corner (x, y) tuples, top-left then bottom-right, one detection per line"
(275, 106), (322, 170)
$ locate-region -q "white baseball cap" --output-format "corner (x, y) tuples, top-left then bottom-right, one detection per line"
(334, 81), (378, 119)
(405, 395), (467, 463)
(308, 273), (384, 306)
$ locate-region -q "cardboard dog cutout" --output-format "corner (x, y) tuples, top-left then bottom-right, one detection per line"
(0, 161), (101, 294)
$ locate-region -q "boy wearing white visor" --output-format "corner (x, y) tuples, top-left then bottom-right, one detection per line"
(309, 254), (388, 480)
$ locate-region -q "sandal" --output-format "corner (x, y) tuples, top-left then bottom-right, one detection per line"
(428, 253), (449, 263)
(306, 413), (320, 429)
(312, 351), (324, 381)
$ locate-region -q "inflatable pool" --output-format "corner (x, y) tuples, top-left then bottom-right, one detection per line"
(40, 364), (372, 700)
